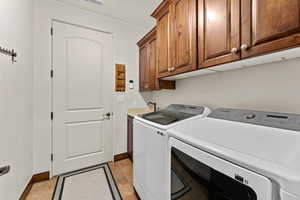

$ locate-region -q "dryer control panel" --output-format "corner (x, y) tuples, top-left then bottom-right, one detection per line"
(208, 108), (300, 132)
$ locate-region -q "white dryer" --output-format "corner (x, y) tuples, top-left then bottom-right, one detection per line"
(167, 108), (300, 200)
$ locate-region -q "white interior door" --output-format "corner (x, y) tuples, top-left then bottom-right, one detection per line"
(52, 21), (114, 175)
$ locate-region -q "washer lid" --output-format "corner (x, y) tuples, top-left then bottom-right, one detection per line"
(140, 104), (207, 125)
(134, 105), (211, 129)
(167, 115), (300, 197)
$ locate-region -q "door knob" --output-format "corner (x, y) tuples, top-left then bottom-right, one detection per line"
(105, 112), (111, 120)
(241, 44), (249, 51)
(101, 112), (111, 121)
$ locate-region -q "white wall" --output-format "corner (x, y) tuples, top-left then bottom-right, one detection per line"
(153, 58), (300, 114)
(33, 0), (152, 174)
(0, 0), (34, 199)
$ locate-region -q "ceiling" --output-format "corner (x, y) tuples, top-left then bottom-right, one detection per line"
(56, 0), (162, 29)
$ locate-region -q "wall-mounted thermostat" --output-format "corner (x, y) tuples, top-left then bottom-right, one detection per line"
(129, 80), (134, 89)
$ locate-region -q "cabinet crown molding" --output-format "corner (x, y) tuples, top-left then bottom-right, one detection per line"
(151, 0), (172, 19)
(137, 27), (157, 47)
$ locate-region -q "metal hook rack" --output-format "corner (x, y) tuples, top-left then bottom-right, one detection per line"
(0, 46), (17, 63)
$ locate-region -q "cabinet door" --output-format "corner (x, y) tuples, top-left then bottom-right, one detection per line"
(241, 0), (300, 58)
(198, 0), (241, 68)
(169, 0), (197, 74)
(139, 44), (150, 91)
(127, 115), (133, 161)
(148, 37), (157, 90)
(157, 11), (171, 78)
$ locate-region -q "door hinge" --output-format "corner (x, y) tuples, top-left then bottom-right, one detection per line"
(51, 112), (54, 120)
(50, 69), (53, 78)
(51, 27), (53, 36)
(51, 154), (54, 162)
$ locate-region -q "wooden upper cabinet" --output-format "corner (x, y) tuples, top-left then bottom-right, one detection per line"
(157, 11), (171, 77)
(198, 0), (241, 68)
(241, 0), (300, 58)
(169, 0), (197, 74)
(137, 27), (175, 91)
(153, 0), (197, 78)
(148, 0), (300, 78)
(138, 28), (157, 91)
(148, 37), (158, 89)
(139, 44), (150, 91)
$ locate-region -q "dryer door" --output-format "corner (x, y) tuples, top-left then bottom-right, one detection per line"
(168, 138), (273, 200)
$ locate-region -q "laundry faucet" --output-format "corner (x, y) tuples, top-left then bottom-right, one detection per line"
(147, 102), (157, 112)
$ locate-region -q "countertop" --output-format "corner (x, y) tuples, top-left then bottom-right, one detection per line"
(127, 107), (154, 117)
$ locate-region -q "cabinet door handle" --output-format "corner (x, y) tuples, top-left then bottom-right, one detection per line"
(168, 67), (176, 72)
(0, 166), (10, 177)
(241, 44), (249, 51)
(231, 47), (239, 54)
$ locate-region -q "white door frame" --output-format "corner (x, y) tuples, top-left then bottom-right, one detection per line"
(50, 19), (115, 176)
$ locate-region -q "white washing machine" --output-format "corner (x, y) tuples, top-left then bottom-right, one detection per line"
(133, 104), (211, 200)
(167, 108), (300, 200)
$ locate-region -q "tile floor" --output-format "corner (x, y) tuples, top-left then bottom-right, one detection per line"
(26, 159), (138, 200)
